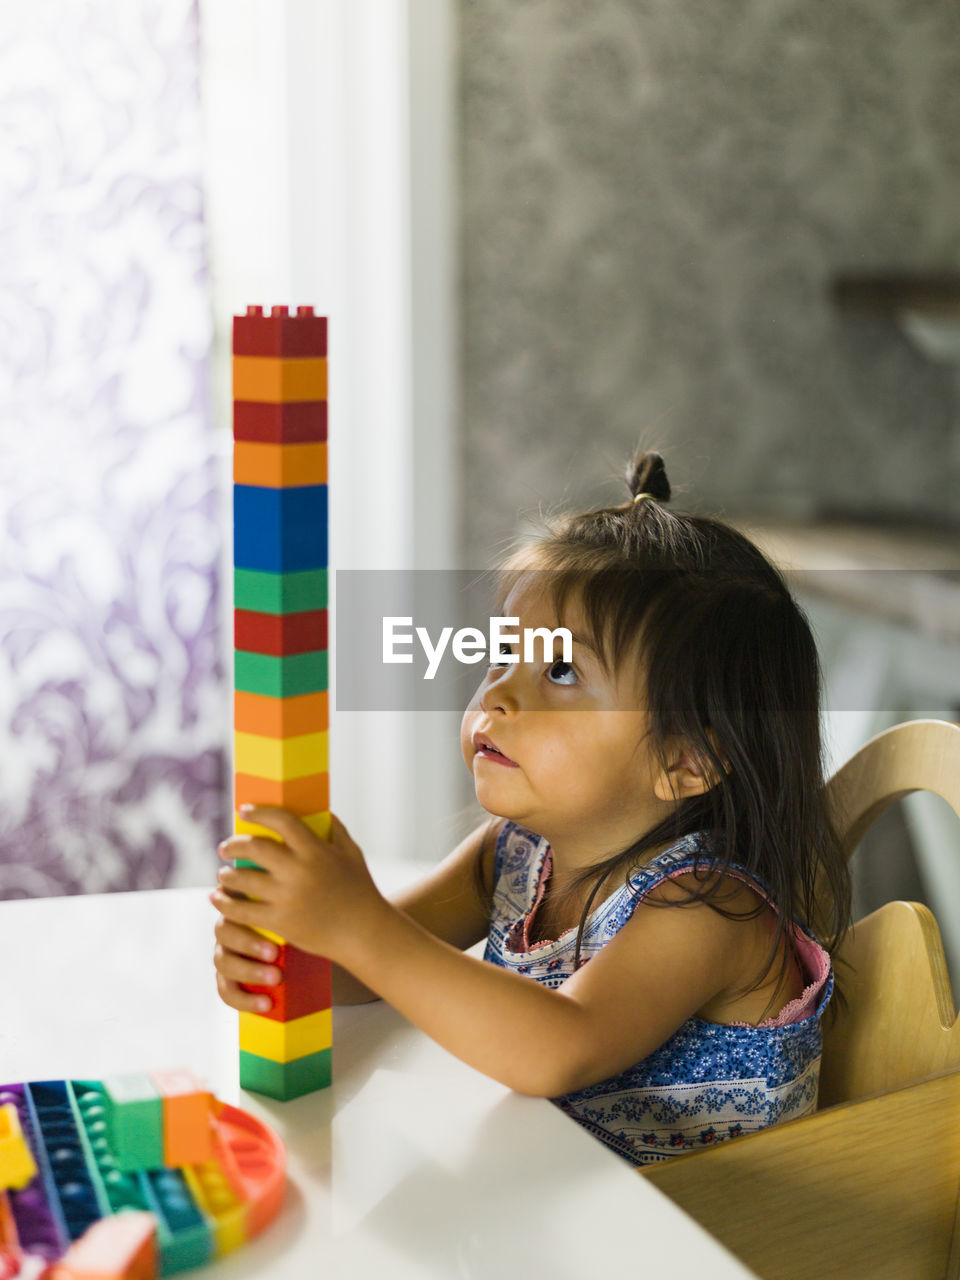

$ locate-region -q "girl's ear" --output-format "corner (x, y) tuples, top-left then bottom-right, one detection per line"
(652, 735), (729, 803)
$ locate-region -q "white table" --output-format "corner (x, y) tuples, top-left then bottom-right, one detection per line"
(0, 884), (756, 1279)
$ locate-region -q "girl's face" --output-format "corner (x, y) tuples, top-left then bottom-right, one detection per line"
(460, 579), (668, 855)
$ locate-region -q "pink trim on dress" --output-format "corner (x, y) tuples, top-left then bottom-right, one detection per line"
(505, 847), (557, 953)
(505, 853), (831, 1027)
(658, 866), (830, 1027)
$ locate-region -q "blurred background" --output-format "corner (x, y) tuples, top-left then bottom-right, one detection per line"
(0, 0), (958, 978)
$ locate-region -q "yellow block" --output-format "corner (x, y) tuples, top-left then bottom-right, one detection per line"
(234, 731), (328, 780)
(232, 356), (327, 402)
(235, 811), (332, 842)
(182, 1163), (247, 1255)
(238, 1008), (332, 1063)
(0, 1103), (37, 1191)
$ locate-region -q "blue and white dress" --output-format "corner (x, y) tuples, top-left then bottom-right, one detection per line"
(483, 821), (833, 1167)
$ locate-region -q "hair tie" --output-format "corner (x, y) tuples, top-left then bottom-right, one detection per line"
(632, 492), (654, 503)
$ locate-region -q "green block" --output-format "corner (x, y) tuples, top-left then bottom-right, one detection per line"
(234, 650), (328, 697)
(239, 1047), (331, 1099)
(140, 1168), (215, 1275)
(158, 1226), (215, 1277)
(234, 568), (327, 615)
(101, 1073), (164, 1172)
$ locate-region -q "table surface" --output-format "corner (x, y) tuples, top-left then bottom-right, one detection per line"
(0, 882), (756, 1279)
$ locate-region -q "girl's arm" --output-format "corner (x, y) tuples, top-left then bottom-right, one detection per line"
(213, 810), (750, 1096)
(214, 815), (502, 1010)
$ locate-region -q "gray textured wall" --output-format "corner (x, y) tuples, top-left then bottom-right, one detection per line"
(459, 0), (960, 567)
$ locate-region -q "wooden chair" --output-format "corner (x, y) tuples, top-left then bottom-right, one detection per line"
(642, 719), (960, 1280)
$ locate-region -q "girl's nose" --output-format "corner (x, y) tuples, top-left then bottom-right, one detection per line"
(480, 666), (520, 714)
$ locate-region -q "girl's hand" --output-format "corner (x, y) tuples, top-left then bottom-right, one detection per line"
(213, 917), (283, 1015)
(211, 808), (387, 965)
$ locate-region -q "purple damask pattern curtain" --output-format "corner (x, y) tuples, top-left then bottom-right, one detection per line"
(0, 0), (227, 896)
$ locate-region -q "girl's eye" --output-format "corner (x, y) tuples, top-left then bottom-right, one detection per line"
(547, 660), (577, 686)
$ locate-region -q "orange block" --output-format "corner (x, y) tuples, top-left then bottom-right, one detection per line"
(234, 691), (328, 738)
(51, 1211), (157, 1280)
(234, 441), (327, 488)
(232, 356), (327, 403)
(148, 1069), (213, 1167)
(235, 772), (329, 815)
(0, 1186), (18, 1248)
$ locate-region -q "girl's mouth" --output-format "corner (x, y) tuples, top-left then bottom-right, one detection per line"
(472, 734), (519, 768)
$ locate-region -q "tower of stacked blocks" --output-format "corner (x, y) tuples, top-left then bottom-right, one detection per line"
(232, 305), (332, 1100)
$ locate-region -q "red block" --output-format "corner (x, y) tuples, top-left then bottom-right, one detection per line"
(234, 609), (327, 656)
(233, 305), (328, 357)
(233, 400), (327, 444)
(243, 944), (332, 1022)
(52, 1211), (157, 1280)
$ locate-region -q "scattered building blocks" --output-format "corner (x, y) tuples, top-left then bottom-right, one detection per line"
(180, 1163), (244, 1257)
(138, 1170), (211, 1273)
(147, 1072), (213, 1169)
(0, 1084), (63, 1260)
(101, 1077), (163, 1174)
(1, 1076), (286, 1277)
(50, 1210), (156, 1280)
(0, 1102), (38, 1191)
(232, 306), (332, 1100)
(0, 1186), (18, 1250)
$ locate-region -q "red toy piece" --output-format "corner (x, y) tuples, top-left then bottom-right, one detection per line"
(232, 305), (327, 358)
(241, 942), (332, 1023)
(48, 1211), (157, 1280)
(234, 609), (327, 657)
(232, 400), (327, 445)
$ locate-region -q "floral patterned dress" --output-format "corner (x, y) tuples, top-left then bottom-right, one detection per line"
(483, 821), (833, 1167)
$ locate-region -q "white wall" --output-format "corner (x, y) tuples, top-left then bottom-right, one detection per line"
(199, 0), (462, 864)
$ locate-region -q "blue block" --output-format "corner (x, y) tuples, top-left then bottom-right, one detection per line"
(234, 485), (327, 573)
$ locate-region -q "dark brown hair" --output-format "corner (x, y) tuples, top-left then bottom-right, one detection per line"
(488, 448), (851, 1001)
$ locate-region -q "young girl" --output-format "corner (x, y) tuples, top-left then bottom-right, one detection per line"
(212, 449), (851, 1167)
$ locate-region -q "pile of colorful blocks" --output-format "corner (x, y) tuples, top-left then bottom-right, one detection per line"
(232, 305), (333, 1100)
(0, 1071), (285, 1278)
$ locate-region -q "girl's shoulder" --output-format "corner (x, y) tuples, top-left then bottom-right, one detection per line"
(622, 831), (724, 895)
(609, 831), (799, 939)
(615, 833), (833, 1027)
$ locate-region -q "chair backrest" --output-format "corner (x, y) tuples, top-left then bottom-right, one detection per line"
(820, 719), (960, 1106)
(819, 900), (958, 1106)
